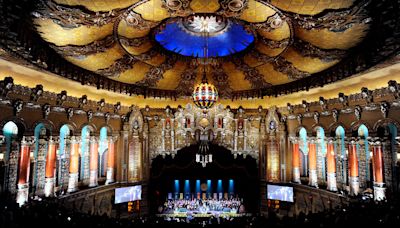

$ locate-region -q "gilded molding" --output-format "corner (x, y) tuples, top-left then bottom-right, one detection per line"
(232, 58), (271, 89)
(271, 57), (310, 80)
(96, 55), (138, 78)
(33, 0), (122, 28)
(290, 1), (371, 32)
(292, 39), (347, 62)
(51, 35), (115, 57)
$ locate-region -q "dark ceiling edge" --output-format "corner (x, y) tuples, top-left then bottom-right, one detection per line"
(0, 0), (399, 100)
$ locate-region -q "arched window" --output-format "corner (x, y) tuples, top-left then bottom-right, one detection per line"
(32, 123), (51, 194)
(299, 127), (308, 177)
(335, 126), (347, 187)
(357, 124), (371, 188)
(1, 121), (23, 194)
(80, 125), (94, 182)
(57, 124), (72, 192)
(2, 121), (18, 158)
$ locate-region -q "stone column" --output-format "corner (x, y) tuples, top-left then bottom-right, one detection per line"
(371, 140), (386, 201)
(68, 136), (80, 193)
(16, 136), (34, 206)
(234, 119), (238, 151)
(292, 138), (301, 183)
(243, 119), (248, 151)
(89, 136), (99, 187)
(308, 138), (318, 188)
(106, 136), (117, 184)
(326, 138), (337, 191)
(348, 139), (359, 196)
(44, 137), (58, 197)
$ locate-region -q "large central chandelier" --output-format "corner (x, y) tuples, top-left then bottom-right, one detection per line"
(192, 29), (219, 110)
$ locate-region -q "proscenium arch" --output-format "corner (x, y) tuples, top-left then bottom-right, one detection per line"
(149, 143), (259, 214)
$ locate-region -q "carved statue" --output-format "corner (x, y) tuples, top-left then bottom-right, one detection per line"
(97, 99), (106, 111)
(297, 114), (302, 125)
(114, 102), (121, 113)
(361, 87), (373, 104)
(13, 99), (23, 116)
(67, 107), (74, 120)
(30, 84), (44, 102)
(354, 105), (362, 120)
(302, 100), (310, 112)
(319, 96), (328, 110)
(0, 77), (14, 97)
(87, 110), (93, 122)
(332, 109), (339, 122)
(287, 103), (294, 114)
(78, 95), (88, 108)
(56, 90), (67, 106)
(42, 104), (51, 119)
(380, 102), (390, 118)
(338, 93), (349, 107)
(313, 112), (320, 124)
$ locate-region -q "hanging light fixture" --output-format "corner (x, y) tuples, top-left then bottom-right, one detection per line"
(192, 29), (218, 110)
(196, 133), (212, 167)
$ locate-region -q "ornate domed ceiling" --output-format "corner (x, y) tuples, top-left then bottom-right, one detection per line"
(0, 0), (399, 100)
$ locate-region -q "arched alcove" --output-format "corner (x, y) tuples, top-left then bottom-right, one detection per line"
(335, 126), (347, 187)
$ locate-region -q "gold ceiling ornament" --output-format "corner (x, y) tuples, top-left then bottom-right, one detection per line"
(28, 0), (373, 99)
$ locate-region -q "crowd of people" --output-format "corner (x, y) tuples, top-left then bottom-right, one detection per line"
(160, 198), (244, 215)
(1, 192), (400, 227)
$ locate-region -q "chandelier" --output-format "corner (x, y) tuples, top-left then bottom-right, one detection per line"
(196, 134), (212, 167)
(192, 28), (219, 110)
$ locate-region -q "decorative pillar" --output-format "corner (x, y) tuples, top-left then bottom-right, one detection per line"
(68, 136), (80, 193)
(326, 138), (337, 191)
(292, 138), (301, 183)
(44, 137), (58, 197)
(142, 121), (150, 181)
(243, 119), (248, 151)
(161, 119), (165, 151)
(171, 119), (175, 152)
(129, 128), (142, 182)
(16, 136), (34, 206)
(371, 140), (386, 201)
(234, 119), (238, 151)
(89, 136), (99, 187)
(308, 138), (318, 188)
(106, 136), (117, 184)
(348, 139), (359, 196)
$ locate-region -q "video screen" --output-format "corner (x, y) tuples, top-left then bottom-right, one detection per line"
(267, 184), (294, 202)
(114, 185), (142, 204)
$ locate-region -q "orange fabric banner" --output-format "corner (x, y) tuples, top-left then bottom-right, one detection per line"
(326, 143), (336, 173)
(308, 143), (317, 170)
(18, 145), (30, 184)
(45, 143), (57, 178)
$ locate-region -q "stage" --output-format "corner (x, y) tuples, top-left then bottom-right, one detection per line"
(156, 212), (251, 218)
